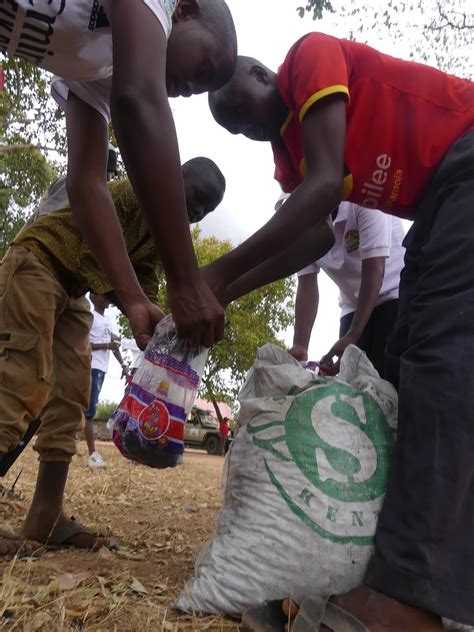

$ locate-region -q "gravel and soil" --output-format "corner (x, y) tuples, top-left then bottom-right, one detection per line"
(0, 442), (241, 632)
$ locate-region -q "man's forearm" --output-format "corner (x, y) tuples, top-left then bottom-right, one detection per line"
(215, 96), (346, 289)
(293, 274), (319, 349)
(214, 180), (340, 290)
(112, 347), (126, 366)
(66, 93), (147, 311)
(348, 257), (386, 339)
(112, 96), (199, 288)
(225, 218), (334, 303)
(110, 2), (199, 288)
(91, 342), (112, 350)
(68, 184), (146, 308)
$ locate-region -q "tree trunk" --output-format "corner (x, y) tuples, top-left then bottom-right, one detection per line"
(201, 376), (224, 423)
(209, 392), (224, 424)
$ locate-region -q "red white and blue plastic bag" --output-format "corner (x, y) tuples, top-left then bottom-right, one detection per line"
(110, 315), (208, 468)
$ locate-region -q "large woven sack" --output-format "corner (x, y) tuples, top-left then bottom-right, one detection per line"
(175, 344), (398, 616)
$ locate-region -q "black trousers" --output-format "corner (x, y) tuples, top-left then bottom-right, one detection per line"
(365, 131), (474, 625)
(339, 299), (399, 379)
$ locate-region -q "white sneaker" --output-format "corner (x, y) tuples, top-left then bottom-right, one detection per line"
(88, 451), (107, 469)
(106, 417), (114, 437)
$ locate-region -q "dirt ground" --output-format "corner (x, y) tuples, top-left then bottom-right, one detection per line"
(0, 442), (242, 631)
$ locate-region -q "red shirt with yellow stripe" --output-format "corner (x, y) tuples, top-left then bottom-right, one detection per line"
(273, 32), (474, 220)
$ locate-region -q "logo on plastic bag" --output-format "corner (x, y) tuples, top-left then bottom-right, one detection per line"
(247, 381), (395, 544)
(137, 400), (171, 442)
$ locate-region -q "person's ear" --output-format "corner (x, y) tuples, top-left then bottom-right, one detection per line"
(250, 65), (270, 86)
(173, 0), (199, 22)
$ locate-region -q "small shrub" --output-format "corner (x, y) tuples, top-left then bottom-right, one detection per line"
(94, 400), (118, 421)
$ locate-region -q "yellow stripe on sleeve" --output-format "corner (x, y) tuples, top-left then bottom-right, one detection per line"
(299, 85), (349, 122)
(342, 173), (353, 199)
(300, 158), (307, 178)
(280, 111), (293, 136)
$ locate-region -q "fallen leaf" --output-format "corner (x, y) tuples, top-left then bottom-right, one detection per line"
(56, 571), (91, 590)
(73, 586), (103, 600)
(130, 577), (148, 595)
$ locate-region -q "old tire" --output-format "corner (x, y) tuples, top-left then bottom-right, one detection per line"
(205, 435), (220, 456)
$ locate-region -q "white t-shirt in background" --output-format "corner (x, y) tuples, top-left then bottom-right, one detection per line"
(89, 309), (113, 373)
(298, 202), (406, 317)
(0, 1), (177, 121)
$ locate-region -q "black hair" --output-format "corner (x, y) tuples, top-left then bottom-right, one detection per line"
(198, 0), (237, 86)
(183, 156), (226, 195)
(208, 55), (272, 120)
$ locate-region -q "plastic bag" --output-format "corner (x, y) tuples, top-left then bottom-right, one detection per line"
(110, 315), (208, 468)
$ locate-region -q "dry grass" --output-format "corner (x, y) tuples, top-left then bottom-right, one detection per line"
(1, 443), (241, 631)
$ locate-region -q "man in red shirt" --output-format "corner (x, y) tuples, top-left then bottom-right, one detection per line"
(208, 34), (474, 631)
(219, 417), (229, 455)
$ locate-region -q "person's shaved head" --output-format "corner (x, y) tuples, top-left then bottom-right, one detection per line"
(209, 55), (287, 142)
(182, 157), (226, 223)
(166, 0), (237, 97)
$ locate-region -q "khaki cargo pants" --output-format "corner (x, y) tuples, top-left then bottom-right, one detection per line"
(0, 247), (92, 462)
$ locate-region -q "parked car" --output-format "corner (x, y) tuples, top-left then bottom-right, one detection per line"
(184, 407), (222, 455)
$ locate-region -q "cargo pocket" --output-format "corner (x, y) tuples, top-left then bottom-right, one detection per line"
(0, 257), (12, 298)
(0, 331), (48, 390)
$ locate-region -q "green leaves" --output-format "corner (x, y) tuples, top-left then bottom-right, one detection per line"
(297, 1), (335, 20)
(0, 55), (63, 256)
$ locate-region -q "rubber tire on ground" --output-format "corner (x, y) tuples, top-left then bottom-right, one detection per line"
(205, 435), (220, 455)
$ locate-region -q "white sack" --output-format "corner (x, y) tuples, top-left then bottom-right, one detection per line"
(175, 344), (398, 616)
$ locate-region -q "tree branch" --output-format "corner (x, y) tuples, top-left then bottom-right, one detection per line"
(0, 142), (66, 155)
(429, 1), (474, 30)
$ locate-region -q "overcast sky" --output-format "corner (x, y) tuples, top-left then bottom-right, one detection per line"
(99, 0), (471, 403)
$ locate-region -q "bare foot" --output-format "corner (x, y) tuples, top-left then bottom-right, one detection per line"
(282, 586), (443, 631)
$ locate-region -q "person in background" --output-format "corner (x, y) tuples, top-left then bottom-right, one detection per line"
(289, 201), (405, 378)
(219, 417), (229, 455)
(84, 294), (128, 469)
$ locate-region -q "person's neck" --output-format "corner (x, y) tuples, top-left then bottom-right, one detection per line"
(95, 307), (105, 316)
(271, 92), (290, 141)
